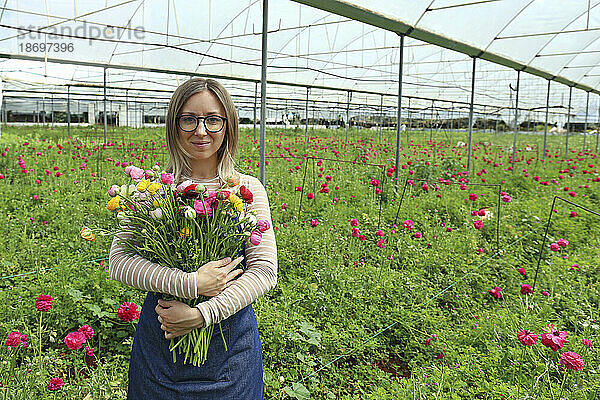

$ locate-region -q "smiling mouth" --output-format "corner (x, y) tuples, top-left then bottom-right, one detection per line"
(192, 142), (210, 146)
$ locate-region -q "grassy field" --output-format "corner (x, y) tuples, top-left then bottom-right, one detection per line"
(0, 124), (599, 399)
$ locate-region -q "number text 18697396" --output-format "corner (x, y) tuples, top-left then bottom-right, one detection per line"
(19, 42), (74, 52)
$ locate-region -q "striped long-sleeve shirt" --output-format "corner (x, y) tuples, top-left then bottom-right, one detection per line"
(108, 172), (278, 327)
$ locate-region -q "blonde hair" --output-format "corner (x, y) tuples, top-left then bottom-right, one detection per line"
(165, 78), (239, 184)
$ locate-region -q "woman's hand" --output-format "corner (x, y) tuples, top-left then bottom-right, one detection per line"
(155, 299), (204, 340)
(196, 256), (244, 297)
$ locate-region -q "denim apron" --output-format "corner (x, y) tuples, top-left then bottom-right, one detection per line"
(127, 291), (264, 399)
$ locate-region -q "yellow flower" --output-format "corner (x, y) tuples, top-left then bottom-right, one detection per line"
(107, 195), (121, 211)
(234, 201), (244, 212)
(180, 227), (192, 237)
(153, 199), (160, 207)
(137, 179), (150, 192)
(228, 194), (241, 204)
(147, 182), (161, 194)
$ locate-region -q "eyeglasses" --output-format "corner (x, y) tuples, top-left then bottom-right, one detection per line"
(176, 114), (227, 133)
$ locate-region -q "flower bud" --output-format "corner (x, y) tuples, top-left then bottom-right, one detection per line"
(152, 165), (161, 172)
(149, 208), (163, 220)
(183, 206), (197, 220)
(108, 185), (120, 197)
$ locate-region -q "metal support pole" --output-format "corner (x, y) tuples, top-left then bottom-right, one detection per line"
(511, 70), (520, 172)
(407, 97), (411, 142)
(258, 0), (268, 184)
(103, 67), (108, 143)
(345, 91), (351, 142)
(305, 87), (309, 143)
(379, 94), (383, 143)
(597, 95), (600, 153)
(67, 86), (71, 137)
(430, 99), (434, 142)
(394, 33), (405, 183)
(565, 86), (572, 159)
(466, 57), (476, 175)
(126, 89), (129, 135)
(542, 80), (550, 161)
(584, 91), (589, 151)
(253, 81), (257, 141)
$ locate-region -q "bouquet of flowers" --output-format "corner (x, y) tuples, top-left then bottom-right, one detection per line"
(106, 164), (269, 366)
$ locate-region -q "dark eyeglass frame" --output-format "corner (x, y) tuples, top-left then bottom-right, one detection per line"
(176, 114), (228, 133)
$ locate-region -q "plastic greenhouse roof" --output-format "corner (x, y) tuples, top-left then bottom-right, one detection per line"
(1, 0), (600, 119)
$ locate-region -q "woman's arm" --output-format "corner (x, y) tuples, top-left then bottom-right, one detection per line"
(195, 175), (278, 327)
(108, 229), (199, 299)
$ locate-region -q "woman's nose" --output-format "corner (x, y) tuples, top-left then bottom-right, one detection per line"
(193, 122), (207, 136)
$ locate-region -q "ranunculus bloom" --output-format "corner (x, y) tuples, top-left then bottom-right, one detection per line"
(570, 211), (577, 217)
(358, 234), (366, 241)
(377, 239), (386, 248)
(560, 351), (585, 371)
(376, 230), (384, 237)
(542, 291), (550, 296)
(35, 294), (53, 312)
(160, 173), (174, 185)
(309, 219), (319, 227)
(307, 193), (314, 200)
(403, 220), (414, 230)
(239, 185), (254, 204)
(47, 377), (65, 391)
(349, 218), (359, 227)
(64, 331), (86, 350)
(257, 220), (271, 232)
(488, 286), (502, 299)
(473, 220), (483, 230)
(149, 208), (163, 220)
(549, 243), (560, 251)
(413, 232), (422, 238)
(129, 166), (145, 181)
(520, 284), (533, 295)
(468, 193), (478, 201)
(5, 331), (23, 348)
(582, 338), (592, 348)
(540, 324), (569, 351)
(250, 230), (262, 245)
(501, 195), (512, 203)
(518, 267), (526, 276)
(517, 330), (538, 346)
(118, 302), (141, 322)
(193, 199), (212, 217)
(108, 185), (120, 197)
(78, 325), (94, 340)
(557, 238), (569, 248)
(85, 346), (95, 357)
(351, 227), (360, 237)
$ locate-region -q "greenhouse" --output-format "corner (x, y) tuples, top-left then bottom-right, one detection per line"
(1, 1), (599, 398)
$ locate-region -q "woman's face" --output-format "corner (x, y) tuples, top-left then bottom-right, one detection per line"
(177, 90), (227, 167)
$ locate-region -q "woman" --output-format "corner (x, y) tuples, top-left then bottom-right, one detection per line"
(108, 78), (277, 399)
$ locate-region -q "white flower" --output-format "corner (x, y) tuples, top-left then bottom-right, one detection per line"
(183, 206), (196, 220)
(149, 208), (163, 220)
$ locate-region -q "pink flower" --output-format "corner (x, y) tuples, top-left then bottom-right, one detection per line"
(281, 203), (287, 211)
(542, 291), (550, 296)
(5, 331), (24, 348)
(33, 195), (39, 200)
(377, 239), (386, 248)
(250, 230), (262, 245)
(520, 284), (533, 295)
(582, 338), (592, 348)
(560, 351), (585, 371)
(403, 220), (414, 230)
(468, 193), (478, 201)
(518, 267), (526, 276)
(47, 377), (65, 391)
(376, 230), (384, 237)
(570, 211), (577, 218)
(160, 173), (174, 185)
(358, 234), (366, 241)
(129, 166), (145, 181)
(35, 294), (53, 312)
(78, 325), (94, 340)
(501, 195), (512, 203)
(193, 199), (212, 217)
(64, 331), (86, 350)
(85, 346), (95, 357)
(413, 232), (422, 238)
(517, 330), (538, 346)
(307, 193), (314, 200)
(473, 220), (483, 230)
(350, 218), (359, 227)
(568, 191), (577, 198)
(549, 243), (560, 252)
(351, 227), (360, 237)
(488, 286), (502, 299)
(108, 185), (120, 197)
(309, 219), (319, 227)
(540, 324), (569, 351)
(257, 220), (271, 232)
(421, 183), (429, 191)
(118, 302), (141, 322)
(557, 238), (569, 248)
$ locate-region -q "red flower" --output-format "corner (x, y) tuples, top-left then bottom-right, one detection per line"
(520, 284), (533, 295)
(307, 193), (314, 200)
(517, 330), (538, 346)
(5, 331), (24, 348)
(47, 377), (65, 391)
(78, 325), (94, 340)
(540, 324), (569, 351)
(518, 267), (526, 276)
(488, 286), (502, 299)
(118, 302), (141, 322)
(35, 294), (54, 312)
(473, 220), (483, 230)
(239, 185), (253, 204)
(560, 351), (585, 371)
(64, 331), (86, 350)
